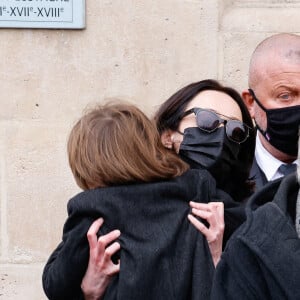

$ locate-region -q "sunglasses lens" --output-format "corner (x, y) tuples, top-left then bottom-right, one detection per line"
(226, 120), (248, 143)
(196, 110), (221, 132)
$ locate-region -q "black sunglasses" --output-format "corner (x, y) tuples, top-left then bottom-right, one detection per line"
(179, 108), (251, 144)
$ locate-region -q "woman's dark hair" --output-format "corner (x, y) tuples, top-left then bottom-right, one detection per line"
(154, 79), (256, 201)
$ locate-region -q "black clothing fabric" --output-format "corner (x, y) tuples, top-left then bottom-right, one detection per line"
(249, 157), (268, 191)
(179, 126), (240, 185)
(42, 169), (245, 300)
(211, 173), (300, 300)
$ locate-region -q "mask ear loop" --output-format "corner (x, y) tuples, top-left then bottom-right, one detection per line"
(248, 89), (266, 111)
(248, 89), (270, 140)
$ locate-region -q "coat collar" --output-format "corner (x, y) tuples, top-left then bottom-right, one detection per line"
(247, 173), (299, 220)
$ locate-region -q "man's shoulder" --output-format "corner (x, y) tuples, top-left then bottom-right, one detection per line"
(224, 177), (298, 268)
(230, 201), (283, 246)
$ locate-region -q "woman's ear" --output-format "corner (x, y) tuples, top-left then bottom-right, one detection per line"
(160, 129), (174, 149)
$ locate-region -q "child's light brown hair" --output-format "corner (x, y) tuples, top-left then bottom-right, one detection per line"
(68, 102), (189, 190)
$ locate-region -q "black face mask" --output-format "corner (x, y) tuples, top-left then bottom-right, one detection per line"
(249, 89), (300, 156)
(178, 127), (240, 184)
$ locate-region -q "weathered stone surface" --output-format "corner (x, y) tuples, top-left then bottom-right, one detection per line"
(0, 1), (219, 122)
(1, 0), (299, 298)
(0, 264), (45, 300)
(0, 120), (79, 263)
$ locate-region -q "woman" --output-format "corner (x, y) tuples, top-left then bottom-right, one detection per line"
(156, 78), (255, 243)
(81, 79), (256, 299)
(43, 102), (227, 300)
(155, 79), (255, 202)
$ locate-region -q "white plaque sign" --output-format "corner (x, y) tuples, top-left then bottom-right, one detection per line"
(0, 0), (85, 29)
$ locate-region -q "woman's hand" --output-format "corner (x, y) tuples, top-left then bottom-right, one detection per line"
(81, 218), (121, 300)
(188, 202), (224, 267)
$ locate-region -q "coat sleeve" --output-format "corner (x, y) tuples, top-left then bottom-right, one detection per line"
(42, 206), (95, 300)
(210, 233), (270, 300)
(214, 188), (246, 247)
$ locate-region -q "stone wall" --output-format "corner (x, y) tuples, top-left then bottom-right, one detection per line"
(0, 1), (299, 299)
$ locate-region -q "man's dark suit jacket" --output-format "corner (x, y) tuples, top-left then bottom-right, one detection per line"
(250, 157), (268, 191)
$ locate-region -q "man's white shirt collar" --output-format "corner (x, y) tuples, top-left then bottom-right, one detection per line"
(255, 133), (298, 181)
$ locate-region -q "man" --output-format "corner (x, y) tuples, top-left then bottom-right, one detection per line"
(210, 33), (300, 299)
(242, 33), (300, 190)
(211, 128), (300, 299)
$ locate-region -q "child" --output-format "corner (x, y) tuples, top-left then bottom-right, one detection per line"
(42, 102), (225, 300)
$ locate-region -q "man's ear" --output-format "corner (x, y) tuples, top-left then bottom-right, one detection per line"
(242, 89), (255, 118)
(160, 129), (174, 149)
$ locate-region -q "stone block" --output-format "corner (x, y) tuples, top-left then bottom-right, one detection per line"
(221, 33), (271, 91)
(222, 5), (300, 33)
(0, 0), (220, 122)
(0, 264), (45, 300)
(0, 120), (79, 263)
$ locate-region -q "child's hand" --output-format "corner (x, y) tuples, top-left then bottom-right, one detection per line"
(81, 218), (121, 300)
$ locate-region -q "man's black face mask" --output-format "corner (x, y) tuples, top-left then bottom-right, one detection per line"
(249, 89), (300, 156)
